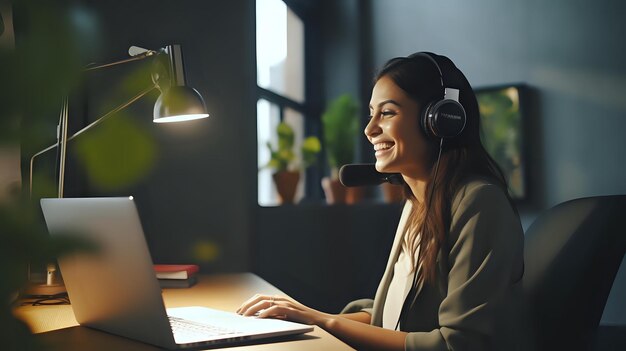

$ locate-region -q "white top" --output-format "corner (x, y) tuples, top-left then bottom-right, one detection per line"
(382, 237), (419, 330)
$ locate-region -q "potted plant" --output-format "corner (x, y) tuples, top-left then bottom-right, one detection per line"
(321, 94), (362, 204)
(264, 122), (321, 204)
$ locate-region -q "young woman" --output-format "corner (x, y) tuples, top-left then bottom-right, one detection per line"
(238, 52), (524, 350)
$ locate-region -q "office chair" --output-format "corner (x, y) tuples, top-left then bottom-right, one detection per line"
(523, 195), (626, 351)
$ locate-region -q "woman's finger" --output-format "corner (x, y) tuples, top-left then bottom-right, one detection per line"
(237, 294), (286, 316)
(258, 304), (291, 319)
(241, 299), (275, 317)
(258, 304), (312, 324)
(236, 294), (270, 314)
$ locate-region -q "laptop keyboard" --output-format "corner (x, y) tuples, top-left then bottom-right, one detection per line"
(168, 316), (239, 339)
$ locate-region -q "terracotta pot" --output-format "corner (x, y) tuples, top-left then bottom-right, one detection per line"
(272, 171), (300, 204)
(321, 177), (364, 205)
(382, 182), (404, 203)
(346, 186), (364, 204)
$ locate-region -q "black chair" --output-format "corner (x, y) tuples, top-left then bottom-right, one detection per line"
(523, 195), (626, 350)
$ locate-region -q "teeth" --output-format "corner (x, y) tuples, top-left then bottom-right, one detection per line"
(374, 142), (394, 151)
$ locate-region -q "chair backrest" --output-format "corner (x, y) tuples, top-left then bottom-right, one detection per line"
(523, 195), (626, 350)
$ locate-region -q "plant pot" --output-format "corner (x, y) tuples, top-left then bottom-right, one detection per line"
(321, 177), (364, 205)
(272, 171), (300, 204)
(382, 182), (404, 203)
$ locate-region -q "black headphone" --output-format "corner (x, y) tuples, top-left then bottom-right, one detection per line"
(411, 52), (467, 139)
(392, 52), (466, 331)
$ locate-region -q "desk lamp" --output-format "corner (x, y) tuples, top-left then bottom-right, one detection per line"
(25, 44), (209, 296)
(32, 44), (209, 197)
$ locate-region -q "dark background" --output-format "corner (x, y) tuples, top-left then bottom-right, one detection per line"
(11, 0), (626, 345)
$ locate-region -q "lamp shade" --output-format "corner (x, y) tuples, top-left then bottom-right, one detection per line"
(153, 85), (209, 123)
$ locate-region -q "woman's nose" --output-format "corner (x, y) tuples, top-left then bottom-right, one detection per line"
(364, 117), (381, 138)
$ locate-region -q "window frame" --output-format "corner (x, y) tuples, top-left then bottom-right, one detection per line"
(255, 0), (322, 205)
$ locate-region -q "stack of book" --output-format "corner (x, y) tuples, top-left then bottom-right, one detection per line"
(153, 264), (199, 288)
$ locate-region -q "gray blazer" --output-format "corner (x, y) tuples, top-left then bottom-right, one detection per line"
(342, 179), (524, 350)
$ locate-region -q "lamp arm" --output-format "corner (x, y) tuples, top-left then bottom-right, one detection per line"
(84, 49), (157, 72)
(29, 84), (158, 197)
(29, 144), (57, 198)
(69, 84), (157, 140)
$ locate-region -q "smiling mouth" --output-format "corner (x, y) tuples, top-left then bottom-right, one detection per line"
(374, 142), (395, 156)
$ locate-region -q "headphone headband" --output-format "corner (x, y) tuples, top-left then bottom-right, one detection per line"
(407, 52), (467, 139)
(411, 52), (445, 91)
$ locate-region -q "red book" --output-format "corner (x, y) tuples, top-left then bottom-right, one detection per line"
(153, 264), (199, 280)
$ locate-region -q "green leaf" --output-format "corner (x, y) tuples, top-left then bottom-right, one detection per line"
(321, 94), (359, 167)
(278, 149), (295, 162)
(302, 136), (321, 153)
(301, 136), (321, 167)
(267, 159), (281, 170)
(74, 114), (157, 191)
(262, 122), (320, 172)
(277, 122), (295, 151)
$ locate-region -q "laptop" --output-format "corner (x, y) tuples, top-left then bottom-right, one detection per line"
(40, 196), (313, 349)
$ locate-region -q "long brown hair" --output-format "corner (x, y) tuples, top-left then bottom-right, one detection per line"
(375, 53), (508, 285)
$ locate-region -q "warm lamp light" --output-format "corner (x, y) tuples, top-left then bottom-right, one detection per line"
(153, 85), (209, 123)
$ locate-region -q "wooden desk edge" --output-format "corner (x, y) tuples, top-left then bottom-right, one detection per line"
(14, 272), (354, 350)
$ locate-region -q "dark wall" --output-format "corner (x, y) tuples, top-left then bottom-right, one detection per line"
(319, 0), (361, 106)
(255, 203), (402, 313)
(368, 0), (626, 325)
(57, 0), (258, 273)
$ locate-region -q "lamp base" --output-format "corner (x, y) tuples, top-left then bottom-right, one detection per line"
(21, 281), (66, 297)
(22, 263), (67, 297)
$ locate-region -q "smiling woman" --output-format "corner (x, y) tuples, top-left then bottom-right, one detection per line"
(238, 52), (525, 350)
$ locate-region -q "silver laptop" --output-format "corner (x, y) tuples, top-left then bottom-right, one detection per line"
(40, 197), (313, 349)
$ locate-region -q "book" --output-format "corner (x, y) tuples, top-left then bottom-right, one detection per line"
(158, 276), (198, 289)
(153, 264), (199, 280)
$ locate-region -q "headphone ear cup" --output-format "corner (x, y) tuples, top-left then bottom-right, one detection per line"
(424, 99), (466, 139)
(420, 101), (435, 138)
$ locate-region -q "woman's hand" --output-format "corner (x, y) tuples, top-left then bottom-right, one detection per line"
(237, 294), (406, 350)
(236, 294), (329, 326)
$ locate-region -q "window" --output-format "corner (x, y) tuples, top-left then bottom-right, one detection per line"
(256, 0), (307, 206)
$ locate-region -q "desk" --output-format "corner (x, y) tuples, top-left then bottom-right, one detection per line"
(13, 273), (354, 350)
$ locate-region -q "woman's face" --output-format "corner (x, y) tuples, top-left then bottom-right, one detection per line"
(365, 75), (434, 179)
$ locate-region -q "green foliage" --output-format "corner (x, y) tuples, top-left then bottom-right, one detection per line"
(0, 1), (91, 345)
(75, 115), (157, 191)
(1, 2), (82, 148)
(301, 136), (321, 168)
(0, 1), (158, 346)
(0, 197), (99, 348)
(321, 94), (359, 171)
(2, 0), (84, 288)
(264, 122), (321, 172)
